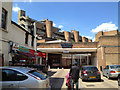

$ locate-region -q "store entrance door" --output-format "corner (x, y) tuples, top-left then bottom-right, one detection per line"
(48, 53), (62, 68)
(72, 54), (91, 66)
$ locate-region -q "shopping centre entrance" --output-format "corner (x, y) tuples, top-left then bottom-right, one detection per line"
(37, 42), (98, 68)
(47, 53), (97, 68)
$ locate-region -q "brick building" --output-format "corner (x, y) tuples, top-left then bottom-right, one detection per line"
(37, 30), (120, 70)
(17, 10), (120, 70)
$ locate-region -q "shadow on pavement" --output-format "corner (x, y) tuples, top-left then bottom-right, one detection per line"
(50, 77), (64, 90)
(108, 78), (118, 81)
(82, 79), (104, 82)
(103, 76), (118, 81)
(48, 71), (57, 77)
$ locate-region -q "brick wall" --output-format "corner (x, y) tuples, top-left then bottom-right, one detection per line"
(97, 35), (120, 70)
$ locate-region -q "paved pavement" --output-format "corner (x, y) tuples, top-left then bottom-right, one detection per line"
(48, 69), (119, 90)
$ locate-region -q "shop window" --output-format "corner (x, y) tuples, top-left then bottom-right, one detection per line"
(25, 33), (28, 44)
(1, 8), (7, 30)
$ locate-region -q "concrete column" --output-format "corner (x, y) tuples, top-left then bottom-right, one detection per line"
(45, 20), (53, 38)
(64, 31), (70, 42)
(40, 57), (42, 65)
(71, 30), (79, 42)
(74, 31), (79, 42)
(88, 39), (92, 42)
(80, 55), (81, 65)
(87, 55), (89, 65)
(18, 10), (26, 24)
(82, 37), (86, 42)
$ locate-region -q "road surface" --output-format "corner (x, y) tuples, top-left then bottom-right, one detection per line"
(48, 69), (118, 90)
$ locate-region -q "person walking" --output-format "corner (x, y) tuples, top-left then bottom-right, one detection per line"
(69, 62), (80, 90)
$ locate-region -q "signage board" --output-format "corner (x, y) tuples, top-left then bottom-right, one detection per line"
(61, 43), (73, 48)
(63, 50), (69, 53)
(19, 46), (29, 53)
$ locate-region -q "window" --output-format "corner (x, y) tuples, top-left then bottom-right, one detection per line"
(20, 11), (25, 17)
(29, 70), (47, 80)
(1, 8), (7, 30)
(25, 33), (28, 44)
(31, 36), (34, 47)
(84, 67), (98, 71)
(2, 69), (28, 81)
(106, 66), (109, 69)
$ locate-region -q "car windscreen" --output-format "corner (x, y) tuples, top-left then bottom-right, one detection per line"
(110, 65), (120, 69)
(84, 67), (98, 71)
(29, 70), (47, 80)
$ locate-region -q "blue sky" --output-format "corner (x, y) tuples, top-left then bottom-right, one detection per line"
(12, 2), (118, 41)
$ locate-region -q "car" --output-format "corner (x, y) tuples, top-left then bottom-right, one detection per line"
(26, 64), (48, 75)
(103, 65), (120, 79)
(13, 64), (48, 75)
(118, 74), (120, 86)
(0, 67), (51, 89)
(80, 66), (101, 81)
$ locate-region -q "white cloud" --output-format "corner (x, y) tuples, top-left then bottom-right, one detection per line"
(85, 36), (93, 40)
(53, 23), (56, 27)
(58, 25), (63, 28)
(12, 4), (20, 12)
(29, 0), (32, 2)
(82, 35), (95, 42)
(23, 0), (32, 2)
(60, 30), (65, 32)
(92, 37), (95, 42)
(91, 22), (118, 33)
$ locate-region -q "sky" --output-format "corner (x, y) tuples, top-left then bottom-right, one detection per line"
(12, 1), (118, 41)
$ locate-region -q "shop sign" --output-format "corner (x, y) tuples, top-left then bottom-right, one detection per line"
(19, 46), (29, 53)
(29, 49), (35, 55)
(63, 50), (69, 53)
(61, 43), (73, 48)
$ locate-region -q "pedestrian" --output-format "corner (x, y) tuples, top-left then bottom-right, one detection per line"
(66, 73), (71, 89)
(69, 62), (80, 90)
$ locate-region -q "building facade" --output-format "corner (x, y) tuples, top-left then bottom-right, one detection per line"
(1, 2), (119, 70)
(17, 10), (92, 43)
(17, 10), (120, 70)
(0, 2), (40, 66)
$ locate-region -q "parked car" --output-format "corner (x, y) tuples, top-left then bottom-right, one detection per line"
(0, 67), (51, 89)
(118, 73), (120, 86)
(27, 64), (48, 75)
(103, 65), (120, 79)
(14, 64), (48, 75)
(80, 66), (101, 81)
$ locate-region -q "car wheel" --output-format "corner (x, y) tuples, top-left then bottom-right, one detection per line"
(103, 73), (105, 76)
(82, 79), (85, 82)
(118, 78), (120, 86)
(98, 78), (101, 82)
(82, 77), (85, 82)
(107, 74), (110, 79)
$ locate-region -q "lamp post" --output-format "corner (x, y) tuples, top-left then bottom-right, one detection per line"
(33, 20), (47, 65)
(33, 22), (38, 64)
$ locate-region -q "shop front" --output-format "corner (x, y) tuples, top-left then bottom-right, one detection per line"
(9, 43), (46, 65)
(61, 54), (91, 68)
(37, 43), (97, 68)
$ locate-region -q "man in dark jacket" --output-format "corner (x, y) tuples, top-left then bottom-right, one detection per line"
(69, 62), (80, 90)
